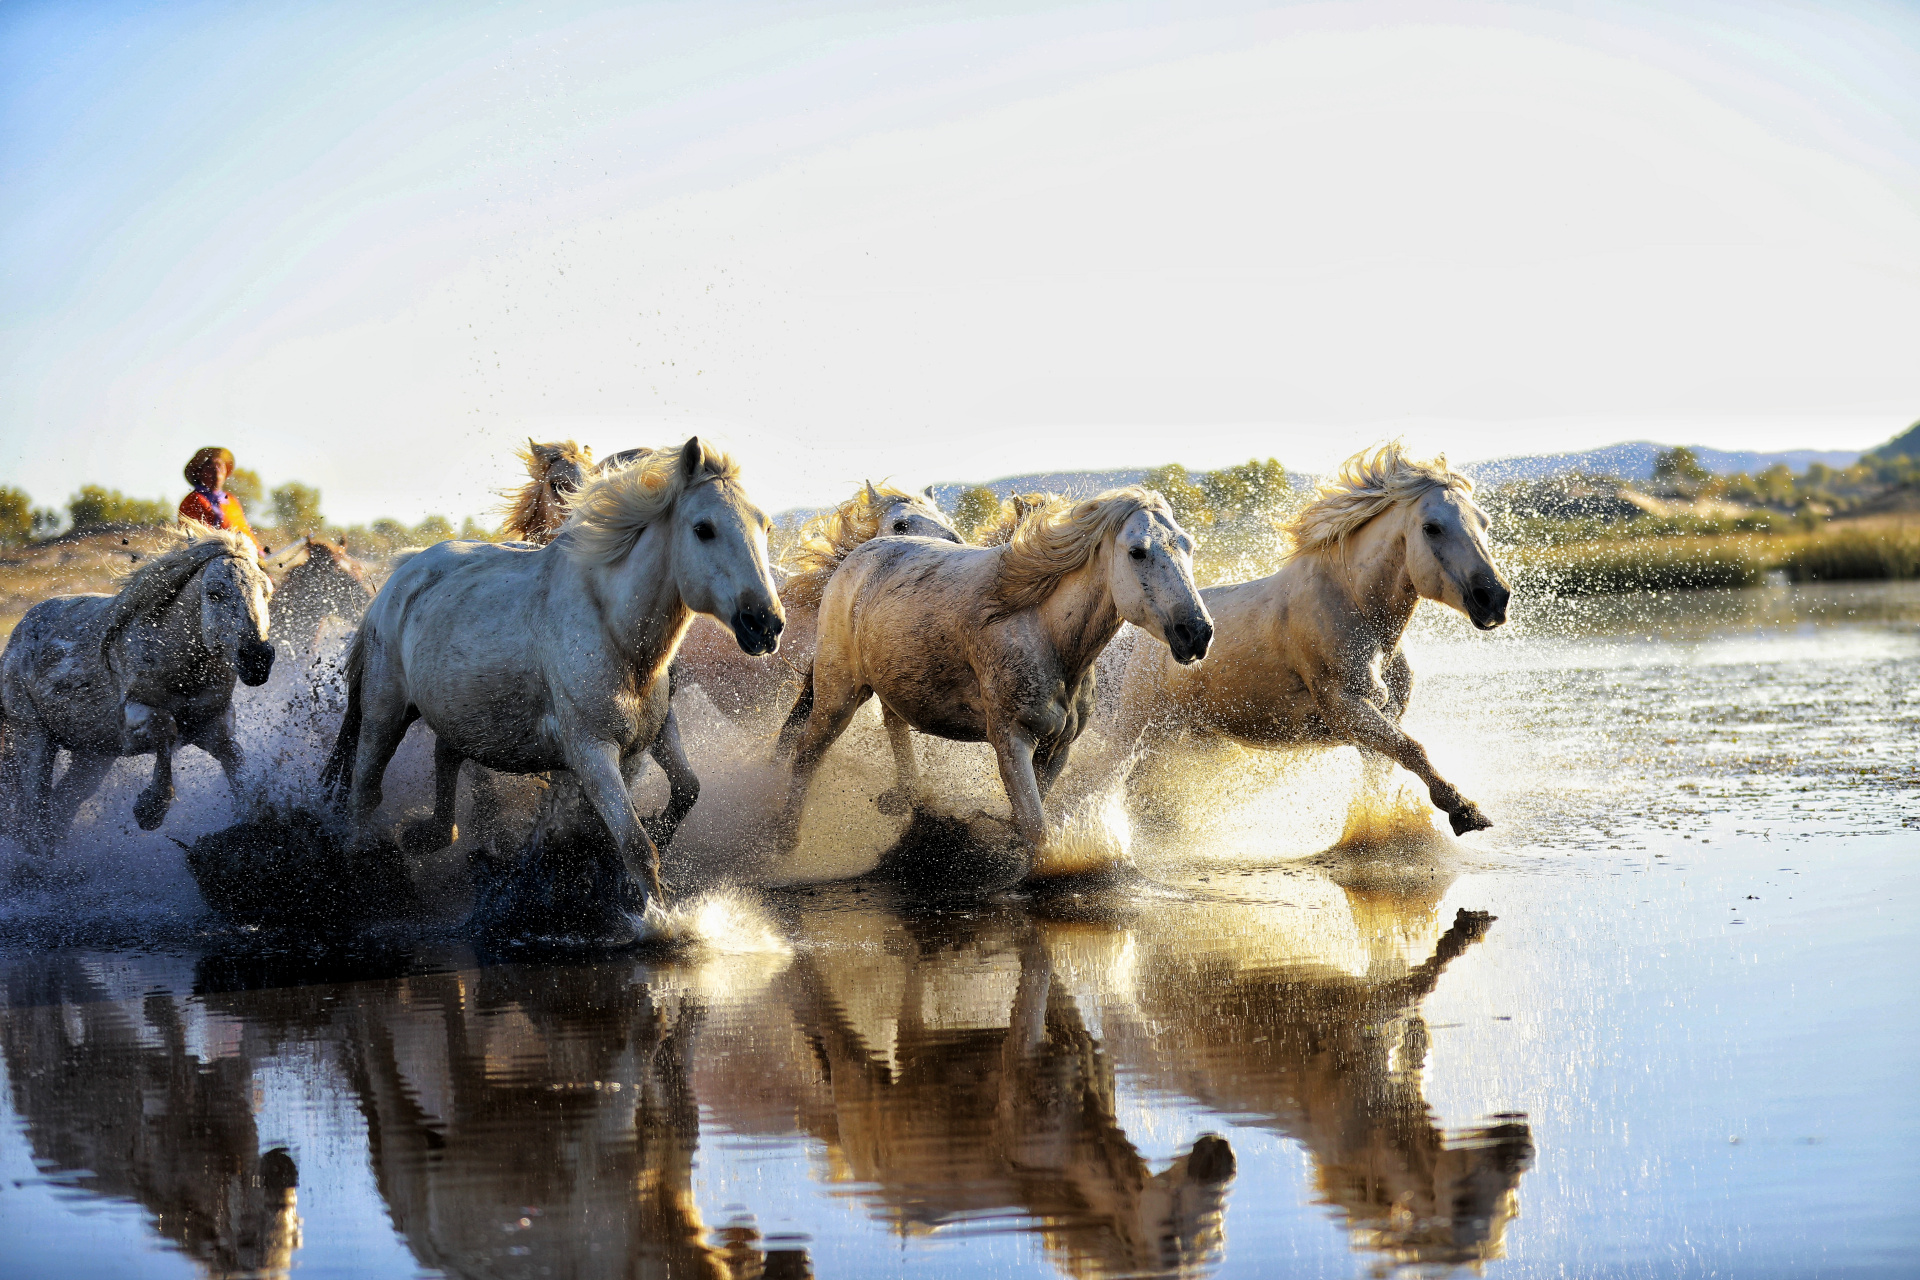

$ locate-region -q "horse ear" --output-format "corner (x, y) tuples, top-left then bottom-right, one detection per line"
(679, 436), (706, 479)
(922, 484), (936, 501)
(865, 480), (881, 505)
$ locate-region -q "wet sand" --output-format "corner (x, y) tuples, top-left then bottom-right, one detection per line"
(0, 582), (1915, 1278)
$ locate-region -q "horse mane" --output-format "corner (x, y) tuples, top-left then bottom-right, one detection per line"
(1284, 442), (1473, 553)
(501, 439), (593, 544)
(782, 484), (951, 610)
(559, 444), (741, 567)
(974, 491), (1061, 548)
(99, 522), (255, 650)
(990, 487), (1170, 618)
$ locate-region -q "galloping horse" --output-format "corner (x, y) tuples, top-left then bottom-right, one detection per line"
(778, 488), (1212, 863)
(264, 536), (375, 652)
(322, 439), (781, 932)
(1106, 443), (1510, 834)
(501, 439), (595, 544)
(676, 482), (961, 720)
(1, 525), (275, 853)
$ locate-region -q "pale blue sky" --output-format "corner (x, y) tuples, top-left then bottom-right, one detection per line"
(3, 0), (1917, 522)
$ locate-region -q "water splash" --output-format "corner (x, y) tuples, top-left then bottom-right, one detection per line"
(1032, 785), (1134, 879)
(645, 887), (790, 956)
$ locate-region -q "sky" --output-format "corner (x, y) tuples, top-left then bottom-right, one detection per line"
(2, 0), (1917, 523)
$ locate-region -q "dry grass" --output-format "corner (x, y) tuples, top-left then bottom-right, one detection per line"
(0, 529), (179, 640)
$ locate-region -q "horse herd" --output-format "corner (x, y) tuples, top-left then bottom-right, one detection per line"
(0, 436), (1511, 937)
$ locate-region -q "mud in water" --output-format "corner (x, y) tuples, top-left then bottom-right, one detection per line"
(1, 581), (1917, 1277)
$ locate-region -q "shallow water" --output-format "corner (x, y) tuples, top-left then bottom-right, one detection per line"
(1, 582), (1916, 1278)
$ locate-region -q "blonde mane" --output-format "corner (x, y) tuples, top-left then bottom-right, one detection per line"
(559, 444), (741, 567)
(501, 439), (594, 544)
(990, 487), (1170, 618)
(782, 484), (952, 610)
(1284, 442), (1473, 553)
(100, 522), (259, 650)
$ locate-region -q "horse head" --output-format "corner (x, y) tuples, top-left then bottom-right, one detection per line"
(199, 550), (276, 685)
(1402, 486), (1510, 630)
(668, 438), (785, 656)
(867, 481), (961, 543)
(528, 438), (594, 499)
(1109, 500), (1213, 665)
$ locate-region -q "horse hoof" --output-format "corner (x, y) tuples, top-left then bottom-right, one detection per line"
(875, 789), (910, 817)
(1449, 803), (1492, 836)
(133, 791), (171, 831)
(397, 816), (452, 857)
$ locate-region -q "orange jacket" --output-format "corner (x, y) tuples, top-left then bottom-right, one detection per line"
(179, 487), (259, 553)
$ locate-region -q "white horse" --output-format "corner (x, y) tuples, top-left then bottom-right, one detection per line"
(675, 481), (961, 720)
(777, 488), (1212, 864)
(1105, 443), (1510, 834)
(1, 525), (275, 855)
(322, 439), (781, 935)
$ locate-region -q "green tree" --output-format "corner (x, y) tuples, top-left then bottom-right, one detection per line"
(0, 487), (31, 545)
(69, 486), (173, 531)
(31, 507), (64, 538)
(1652, 447), (1710, 487)
(458, 515), (500, 541)
(414, 515), (455, 544)
(1143, 464), (1212, 529)
(953, 487), (1001, 540)
(226, 467), (265, 507)
(1202, 458), (1289, 518)
(270, 482), (324, 534)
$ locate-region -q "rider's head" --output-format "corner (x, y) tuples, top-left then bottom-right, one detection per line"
(185, 446), (236, 491)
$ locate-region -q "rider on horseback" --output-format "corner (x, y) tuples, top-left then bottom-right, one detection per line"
(178, 446), (260, 555)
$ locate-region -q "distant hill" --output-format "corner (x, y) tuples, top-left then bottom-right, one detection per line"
(1866, 420), (1920, 462)
(1460, 442), (1861, 486)
(773, 438), (1884, 524)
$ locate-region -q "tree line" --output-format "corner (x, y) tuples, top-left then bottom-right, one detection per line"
(0, 468), (497, 555)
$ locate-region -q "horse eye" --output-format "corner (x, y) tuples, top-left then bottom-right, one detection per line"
(1128, 547), (1147, 561)
(892, 521), (908, 533)
(1423, 522), (1444, 538)
(694, 521), (717, 542)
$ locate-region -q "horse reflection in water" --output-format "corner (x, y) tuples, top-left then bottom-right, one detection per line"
(207, 961), (807, 1280)
(766, 916), (1239, 1279)
(0, 958), (301, 1280)
(0, 858), (1530, 1278)
(1104, 870), (1536, 1271)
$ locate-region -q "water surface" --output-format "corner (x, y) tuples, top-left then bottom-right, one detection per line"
(1, 582), (1915, 1278)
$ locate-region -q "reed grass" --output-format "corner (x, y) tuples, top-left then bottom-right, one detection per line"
(1505, 537), (1769, 596)
(1779, 527), (1920, 582)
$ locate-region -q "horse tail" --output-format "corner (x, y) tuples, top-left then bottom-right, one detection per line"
(774, 665), (815, 759)
(319, 627), (367, 802)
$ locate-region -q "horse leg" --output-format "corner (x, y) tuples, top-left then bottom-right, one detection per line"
(875, 704), (920, 816)
(1032, 739), (1071, 800)
(7, 717), (60, 856)
(400, 736), (464, 855)
(1316, 686), (1490, 834)
(778, 674), (870, 848)
(989, 727), (1050, 862)
(186, 709), (250, 822)
(346, 697), (418, 850)
(568, 737), (662, 913)
(132, 711), (178, 832)
(641, 709), (699, 853)
(48, 751), (116, 845)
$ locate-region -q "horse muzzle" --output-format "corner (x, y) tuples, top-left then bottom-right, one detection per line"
(731, 606), (785, 657)
(236, 639), (276, 686)
(1167, 613), (1214, 665)
(1467, 575), (1511, 631)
